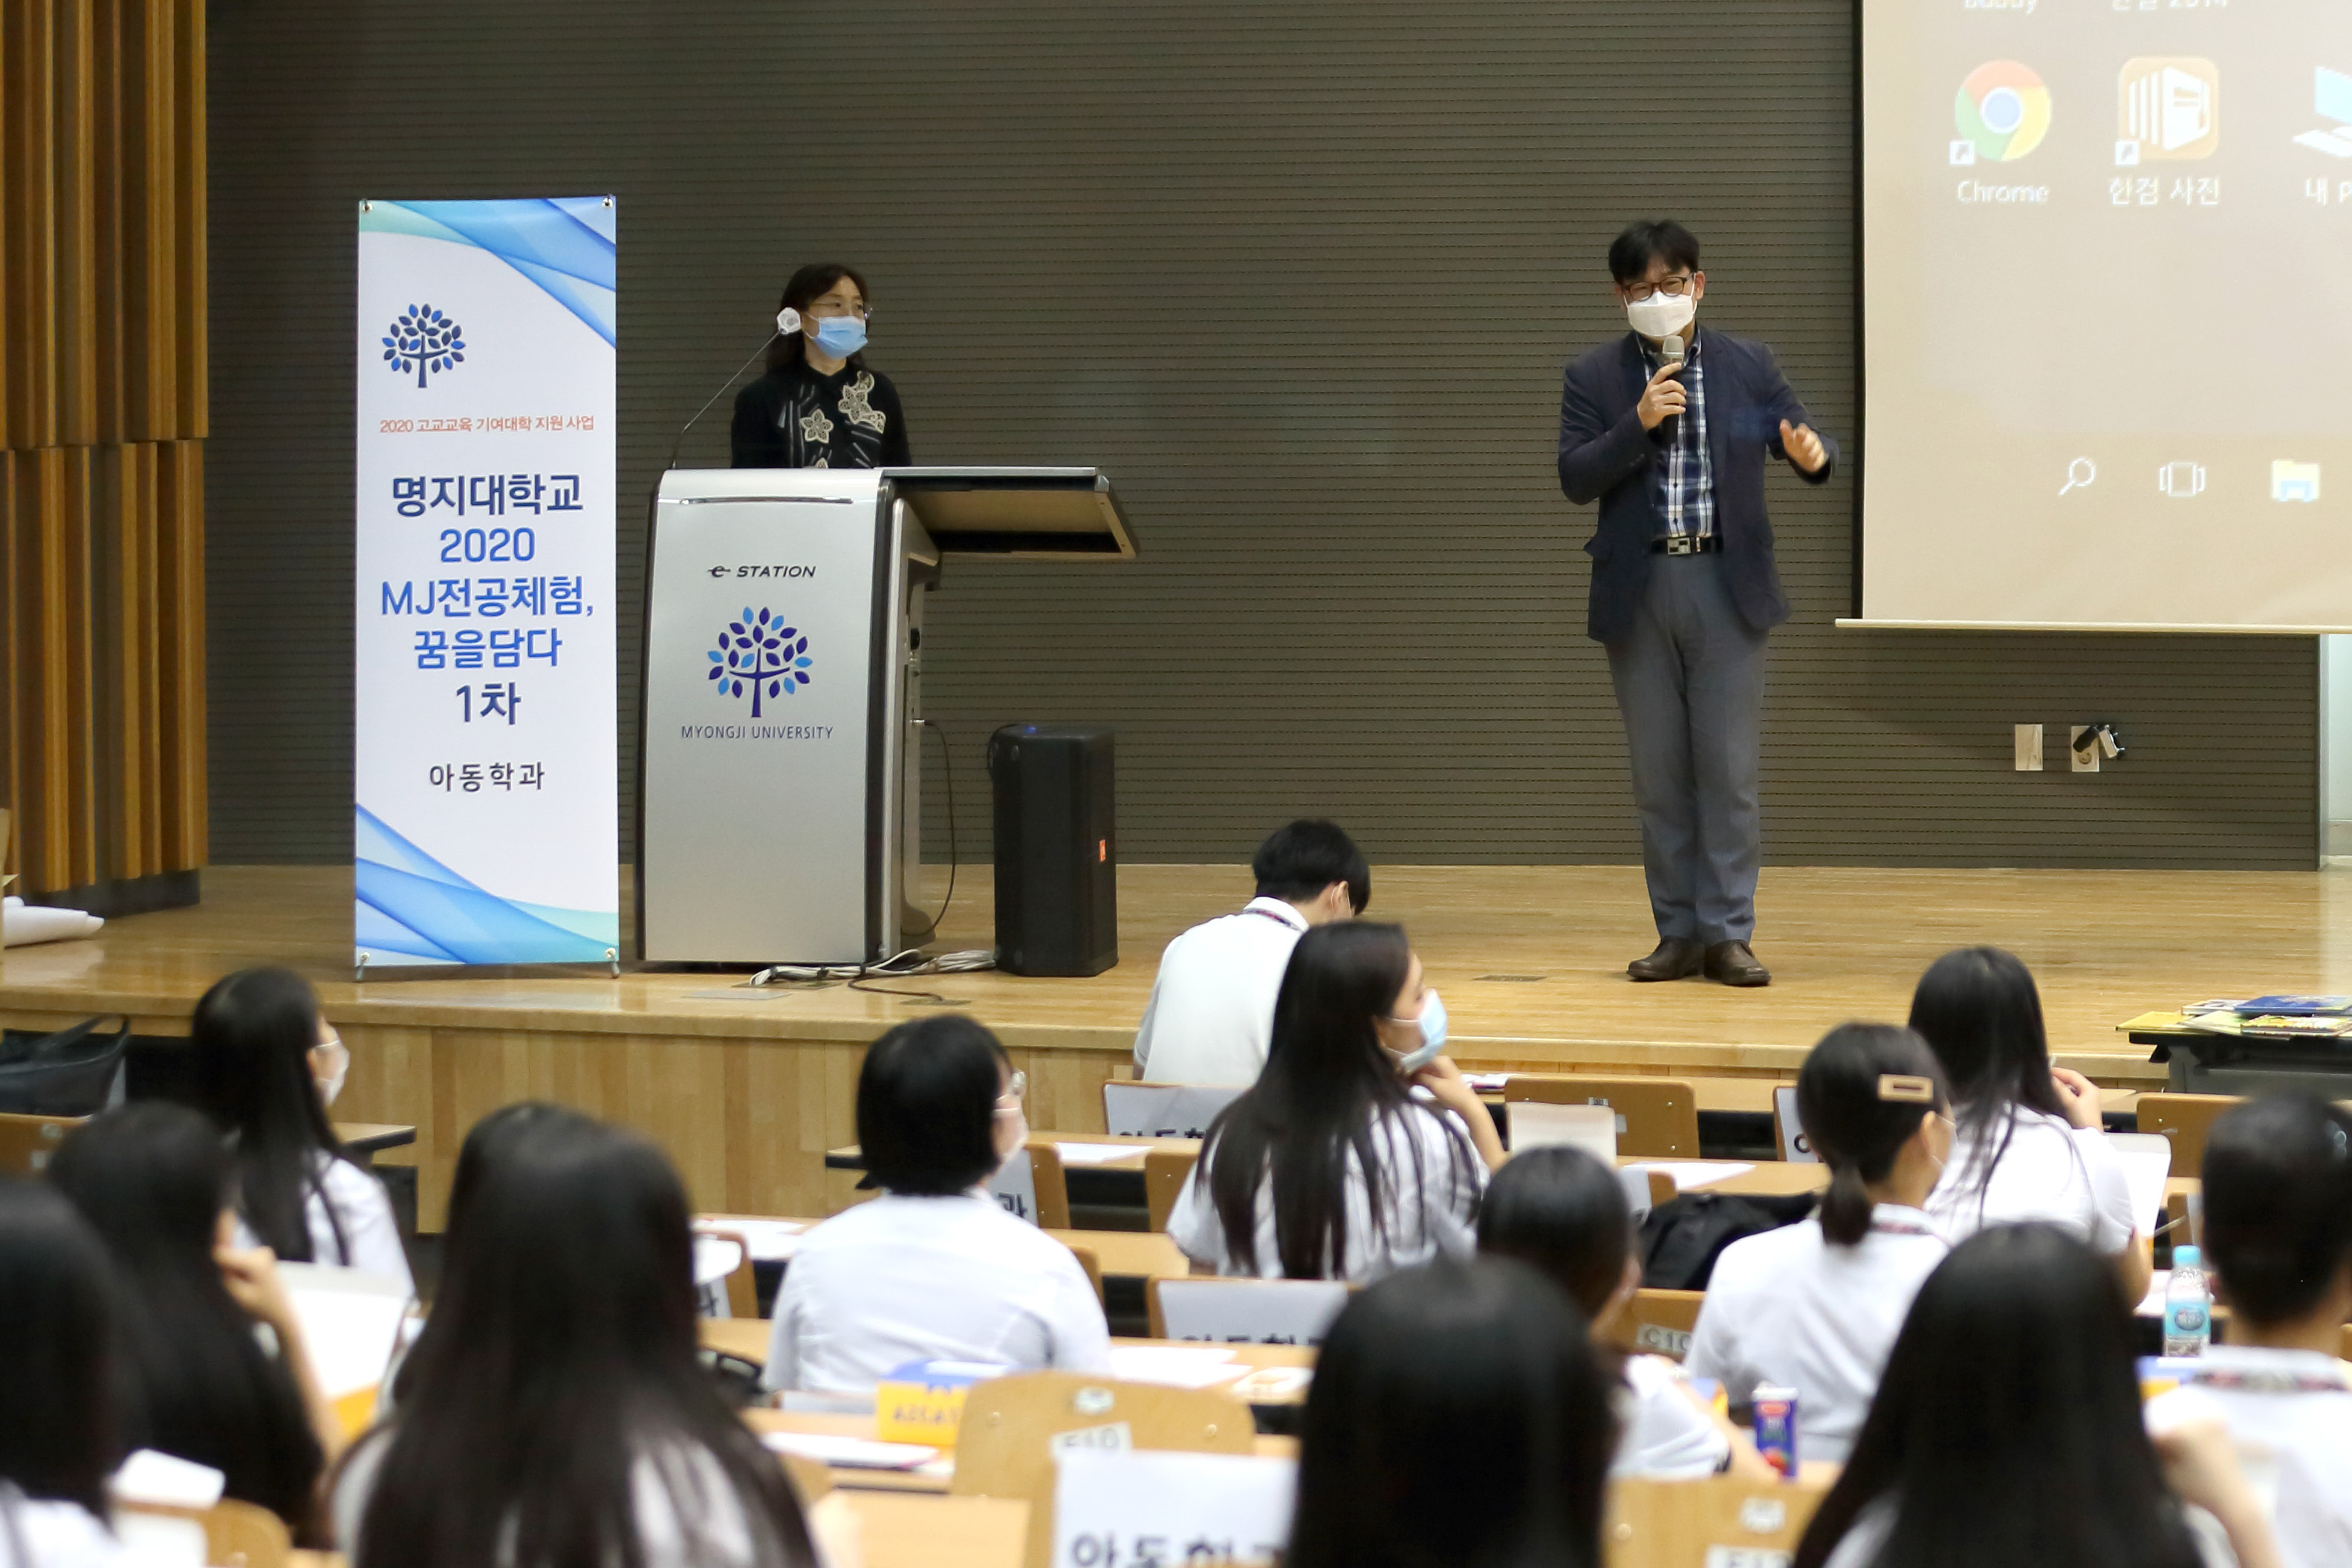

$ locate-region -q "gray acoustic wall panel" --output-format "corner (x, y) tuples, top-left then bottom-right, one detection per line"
(206, 0), (2317, 871)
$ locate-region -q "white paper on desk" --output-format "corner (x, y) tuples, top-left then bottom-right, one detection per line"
(1051, 1448), (1295, 1568)
(1053, 1142), (1142, 1166)
(1508, 1102), (1618, 1162)
(275, 1261), (412, 1399)
(2108, 1132), (2174, 1237)
(697, 1218), (805, 1262)
(759, 1431), (940, 1470)
(1628, 1161), (1755, 1193)
(1105, 1345), (1244, 1388)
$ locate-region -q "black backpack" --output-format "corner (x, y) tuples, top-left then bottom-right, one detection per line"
(1637, 1190), (1819, 1290)
(0, 1016), (129, 1116)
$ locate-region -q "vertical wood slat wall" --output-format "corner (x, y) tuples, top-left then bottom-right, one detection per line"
(0, 0), (206, 898)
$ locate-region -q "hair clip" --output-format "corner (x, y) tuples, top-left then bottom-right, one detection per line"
(1877, 1074), (1935, 1104)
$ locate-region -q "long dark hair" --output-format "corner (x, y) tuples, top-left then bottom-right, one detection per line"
(763, 262), (870, 374)
(1798, 1024), (1950, 1246)
(47, 1103), (324, 1534)
(192, 966), (354, 1264)
(1290, 1255), (1613, 1568)
(350, 1114), (815, 1568)
(1476, 1145), (1630, 1318)
(1793, 1226), (2202, 1568)
(1202, 922), (1476, 1278)
(1906, 949), (2067, 1216)
(0, 1181), (120, 1515)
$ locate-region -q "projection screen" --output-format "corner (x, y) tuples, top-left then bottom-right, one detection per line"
(1859, 0), (2352, 631)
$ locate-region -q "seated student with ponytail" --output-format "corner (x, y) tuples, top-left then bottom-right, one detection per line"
(1686, 1023), (1954, 1464)
(2145, 1095), (2352, 1568)
(1166, 921), (1505, 1281)
(1479, 1145), (1771, 1479)
(1908, 946), (2150, 1302)
(764, 1015), (1111, 1395)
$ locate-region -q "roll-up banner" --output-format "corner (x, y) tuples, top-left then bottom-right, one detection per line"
(353, 198), (617, 969)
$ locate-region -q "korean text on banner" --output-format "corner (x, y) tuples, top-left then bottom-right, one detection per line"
(353, 198), (617, 967)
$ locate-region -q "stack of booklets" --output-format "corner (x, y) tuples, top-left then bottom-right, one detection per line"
(2180, 997), (2352, 1038)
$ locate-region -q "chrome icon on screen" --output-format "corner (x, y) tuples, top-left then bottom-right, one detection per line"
(1955, 62), (2053, 162)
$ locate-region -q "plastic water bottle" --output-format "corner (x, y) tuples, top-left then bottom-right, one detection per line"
(2164, 1244), (2212, 1358)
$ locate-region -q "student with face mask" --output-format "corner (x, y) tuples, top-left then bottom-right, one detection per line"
(761, 1016), (1110, 1395)
(729, 263), (912, 470)
(1686, 1024), (1955, 1465)
(1165, 921), (1506, 1282)
(1556, 220), (1836, 990)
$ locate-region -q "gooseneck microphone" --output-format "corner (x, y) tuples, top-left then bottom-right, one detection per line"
(660, 308), (801, 470)
(1656, 332), (1685, 446)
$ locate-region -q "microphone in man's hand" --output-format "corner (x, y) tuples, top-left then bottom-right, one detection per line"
(1656, 333), (1685, 443)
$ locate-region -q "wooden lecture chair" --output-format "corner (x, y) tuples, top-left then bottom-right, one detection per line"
(1505, 1076), (1703, 1159)
(1021, 1140), (1073, 1230)
(117, 1497), (290, 1568)
(1605, 1473), (1831, 1568)
(952, 1371), (1255, 1568)
(692, 1227), (759, 1320)
(1145, 1274), (1351, 1345)
(2136, 1093), (2242, 1176)
(1143, 1146), (1198, 1232)
(1608, 1289), (1707, 1363)
(0, 1110), (84, 1177)
(1067, 1241), (1103, 1307)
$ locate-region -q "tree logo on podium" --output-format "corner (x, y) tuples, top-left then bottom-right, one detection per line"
(383, 303), (466, 388)
(708, 607), (813, 718)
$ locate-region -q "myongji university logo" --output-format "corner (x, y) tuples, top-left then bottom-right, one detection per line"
(708, 607), (813, 718)
(383, 303), (466, 387)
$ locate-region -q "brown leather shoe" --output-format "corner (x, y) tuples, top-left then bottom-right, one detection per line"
(1628, 937), (1706, 981)
(1704, 940), (1771, 987)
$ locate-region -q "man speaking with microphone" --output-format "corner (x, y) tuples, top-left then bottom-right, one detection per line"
(1558, 221), (1835, 989)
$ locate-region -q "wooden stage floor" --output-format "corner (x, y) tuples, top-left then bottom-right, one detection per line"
(4, 862), (2346, 1220)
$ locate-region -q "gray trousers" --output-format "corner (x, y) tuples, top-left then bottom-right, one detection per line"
(1603, 553), (1767, 946)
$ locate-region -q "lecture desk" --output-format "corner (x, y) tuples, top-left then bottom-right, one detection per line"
(331, 1122), (415, 1164)
(287, 1500), (1028, 1568)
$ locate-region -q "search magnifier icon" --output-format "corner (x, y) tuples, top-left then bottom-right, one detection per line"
(2059, 457), (2096, 497)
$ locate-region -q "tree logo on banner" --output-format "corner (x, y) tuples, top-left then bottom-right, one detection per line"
(383, 303), (466, 388)
(708, 607), (813, 718)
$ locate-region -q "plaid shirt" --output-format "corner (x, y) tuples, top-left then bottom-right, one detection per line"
(1641, 330), (1713, 540)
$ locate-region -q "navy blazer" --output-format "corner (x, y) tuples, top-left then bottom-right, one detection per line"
(1556, 328), (1836, 645)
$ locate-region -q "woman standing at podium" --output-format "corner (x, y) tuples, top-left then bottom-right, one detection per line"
(730, 262), (913, 469)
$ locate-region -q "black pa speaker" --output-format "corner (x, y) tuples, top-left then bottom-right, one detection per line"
(987, 724), (1117, 977)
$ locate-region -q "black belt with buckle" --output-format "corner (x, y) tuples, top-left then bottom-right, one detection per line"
(1651, 534), (1719, 556)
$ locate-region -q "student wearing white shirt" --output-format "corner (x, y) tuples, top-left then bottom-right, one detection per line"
(1166, 921), (1504, 1281)
(191, 967), (413, 1292)
(0, 1185), (149, 1568)
(1688, 1024), (1955, 1466)
(1132, 819), (1369, 1084)
(1793, 1226), (2282, 1568)
(1288, 1256), (1615, 1568)
(765, 1015), (1111, 1393)
(335, 1110), (826, 1568)
(1478, 1145), (1770, 1480)
(2145, 1096), (2352, 1568)
(1907, 946), (2150, 1303)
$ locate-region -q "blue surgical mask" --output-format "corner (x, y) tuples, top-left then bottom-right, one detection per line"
(1390, 989), (1447, 1075)
(812, 316), (867, 358)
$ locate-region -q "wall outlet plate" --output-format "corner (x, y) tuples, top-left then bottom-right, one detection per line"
(2014, 724), (2043, 771)
(2070, 724), (2100, 772)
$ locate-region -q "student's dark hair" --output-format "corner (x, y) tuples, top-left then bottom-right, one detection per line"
(1252, 819), (1371, 913)
(1906, 947), (2068, 1217)
(1607, 220), (1701, 284)
(0, 1180), (120, 1515)
(1290, 1255), (1612, 1568)
(1202, 922), (1477, 1278)
(2201, 1094), (2352, 1327)
(1798, 1024), (1950, 1247)
(1476, 1146), (1630, 1318)
(192, 966), (356, 1265)
(351, 1116), (815, 1568)
(1793, 1226), (2202, 1568)
(47, 1103), (325, 1535)
(857, 1015), (1013, 1197)
(764, 261), (871, 373)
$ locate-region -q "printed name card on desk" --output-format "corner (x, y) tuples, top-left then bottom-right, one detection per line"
(1509, 1102), (1617, 1162)
(875, 1359), (1009, 1446)
(1050, 1448), (1295, 1568)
